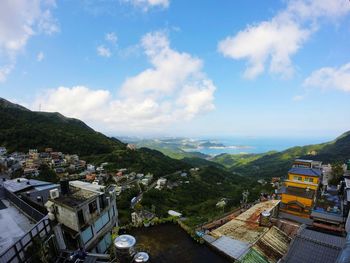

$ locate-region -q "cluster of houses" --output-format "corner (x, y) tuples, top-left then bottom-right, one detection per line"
(0, 147), (115, 186)
(0, 147), (87, 177)
(199, 158), (350, 263)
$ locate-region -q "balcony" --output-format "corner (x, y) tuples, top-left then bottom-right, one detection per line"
(311, 186), (344, 224)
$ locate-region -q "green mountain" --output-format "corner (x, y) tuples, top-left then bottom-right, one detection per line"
(212, 132), (350, 178)
(0, 98), (125, 156)
(0, 98), (188, 177)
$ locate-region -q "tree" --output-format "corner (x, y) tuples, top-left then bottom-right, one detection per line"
(329, 163), (344, 186)
(37, 164), (59, 183)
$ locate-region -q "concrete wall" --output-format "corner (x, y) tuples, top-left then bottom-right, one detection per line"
(56, 205), (79, 231)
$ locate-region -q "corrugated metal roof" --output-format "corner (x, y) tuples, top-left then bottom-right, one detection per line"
(211, 217), (269, 244)
(253, 226), (291, 262)
(211, 201), (280, 244)
(210, 236), (250, 259)
(288, 167), (322, 177)
(235, 200), (280, 224)
(202, 234), (216, 243)
(239, 248), (269, 263)
(284, 226), (346, 263)
(3, 178), (53, 193)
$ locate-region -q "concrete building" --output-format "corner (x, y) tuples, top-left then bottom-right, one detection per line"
(279, 159), (322, 218)
(46, 180), (118, 253)
(155, 178), (167, 190)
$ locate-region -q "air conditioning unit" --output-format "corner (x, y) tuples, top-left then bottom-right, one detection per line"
(50, 188), (59, 199)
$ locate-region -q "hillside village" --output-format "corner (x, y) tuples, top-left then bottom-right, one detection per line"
(1, 142), (350, 262)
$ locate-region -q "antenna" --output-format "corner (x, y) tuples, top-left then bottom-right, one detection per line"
(39, 103), (41, 111)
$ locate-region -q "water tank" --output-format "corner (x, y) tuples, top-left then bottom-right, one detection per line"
(60, 180), (70, 195)
(259, 210), (271, 227)
(114, 235), (136, 263)
(48, 212), (55, 221)
(133, 252), (149, 263)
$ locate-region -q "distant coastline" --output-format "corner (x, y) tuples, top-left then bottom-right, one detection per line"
(118, 136), (332, 157)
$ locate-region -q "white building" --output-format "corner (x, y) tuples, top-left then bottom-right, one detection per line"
(46, 180), (118, 253)
(155, 178), (167, 190)
(141, 178), (150, 186)
(87, 164), (96, 172)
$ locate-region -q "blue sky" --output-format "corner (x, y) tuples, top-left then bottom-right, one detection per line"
(0, 0), (350, 139)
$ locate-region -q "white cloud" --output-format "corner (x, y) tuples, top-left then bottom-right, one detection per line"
(105, 32), (118, 45)
(303, 63), (350, 92)
(0, 64), (14, 82)
(97, 45), (112, 57)
(122, 0), (169, 11)
(0, 0), (59, 82)
(35, 31), (216, 133)
(37, 51), (45, 62)
(292, 95), (305, 101)
(218, 0), (350, 79)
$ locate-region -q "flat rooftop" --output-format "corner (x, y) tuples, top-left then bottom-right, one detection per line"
(69, 180), (105, 193)
(3, 178), (53, 193)
(0, 199), (35, 255)
(52, 188), (99, 208)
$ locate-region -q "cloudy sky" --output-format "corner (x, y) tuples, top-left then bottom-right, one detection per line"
(0, 0), (350, 138)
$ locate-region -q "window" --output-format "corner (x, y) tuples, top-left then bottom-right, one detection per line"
(89, 200), (97, 214)
(81, 226), (93, 244)
(77, 209), (85, 226)
(99, 195), (106, 210)
(305, 178), (313, 183)
(293, 176), (302, 181)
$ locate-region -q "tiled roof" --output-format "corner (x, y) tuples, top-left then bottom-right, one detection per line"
(284, 226), (345, 263)
(288, 167), (322, 177)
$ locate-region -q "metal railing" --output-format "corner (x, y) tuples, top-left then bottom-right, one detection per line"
(0, 216), (52, 263)
(4, 188), (45, 222)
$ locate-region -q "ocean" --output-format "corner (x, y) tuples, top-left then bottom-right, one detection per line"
(192, 136), (332, 156)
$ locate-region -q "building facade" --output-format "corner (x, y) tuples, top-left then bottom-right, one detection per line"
(280, 159), (322, 218)
(46, 180), (118, 253)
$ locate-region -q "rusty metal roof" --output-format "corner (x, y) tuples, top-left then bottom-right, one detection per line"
(211, 219), (269, 244)
(211, 200), (280, 244)
(235, 200), (280, 224)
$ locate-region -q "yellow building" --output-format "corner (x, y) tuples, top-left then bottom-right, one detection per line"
(280, 160), (322, 218)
